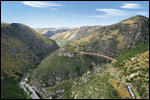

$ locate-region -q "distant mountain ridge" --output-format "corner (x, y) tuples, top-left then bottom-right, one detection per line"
(34, 27), (74, 39)
(51, 25), (102, 47)
(34, 25), (102, 47)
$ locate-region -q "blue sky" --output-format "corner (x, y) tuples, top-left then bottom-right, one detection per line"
(1, 1), (149, 28)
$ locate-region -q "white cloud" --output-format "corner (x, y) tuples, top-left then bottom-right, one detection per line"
(22, 1), (63, 8)
(120, 3), (142, 9)
(96, 9), (128, 16)
(88, 8), (147, 18)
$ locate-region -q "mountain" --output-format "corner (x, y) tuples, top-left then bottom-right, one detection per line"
(51, 15), (149, 48)
(69, 15), (149, 57)
(1, 23), (59, 99)
(34, 28), (74, 39)
(51, 25), (102, 47)
(29, 15), (149, 99)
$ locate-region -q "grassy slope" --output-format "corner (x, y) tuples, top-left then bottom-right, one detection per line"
(113, 42), (149, 99)
(1, 23), (35, 99)
(1, 23), (58, 99)
(44, 42), (149, 99)
(60, 68), (121, 99)
(1, 76), (31, 99)
(30, 46), (94, 87)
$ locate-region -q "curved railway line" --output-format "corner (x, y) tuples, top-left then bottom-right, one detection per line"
(79, 52), (117, 63)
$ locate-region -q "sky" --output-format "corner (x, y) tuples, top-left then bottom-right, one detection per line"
(1, 1), (149, 28)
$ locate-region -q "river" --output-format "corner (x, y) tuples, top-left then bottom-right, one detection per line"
(20, 72), (40, 99)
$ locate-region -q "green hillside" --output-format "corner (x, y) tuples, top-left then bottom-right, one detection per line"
(43, 42), (149, 99)
(1, 23), (59, 99)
